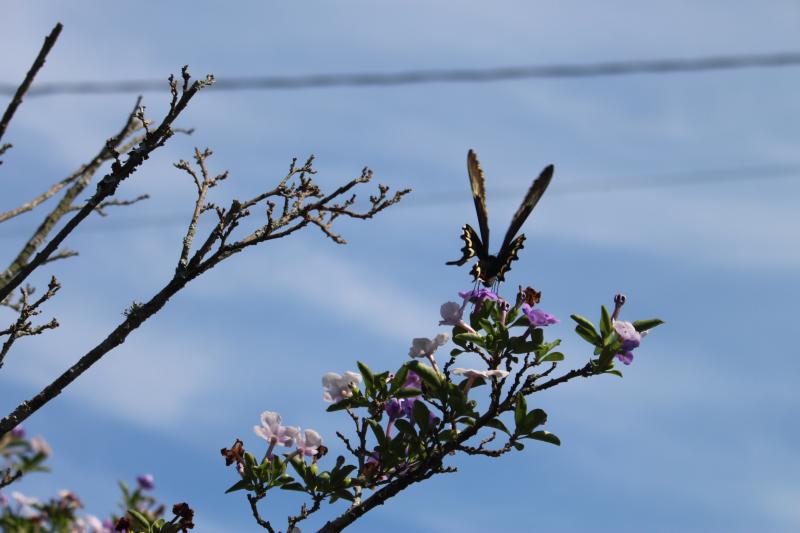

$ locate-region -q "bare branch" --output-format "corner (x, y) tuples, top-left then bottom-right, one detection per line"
(0, 276), (61, 370)
(0, 70), (214, 303)
(0, 99), (144, 287)
(0, 23), (63, 147)
(68, 194), (150, 217)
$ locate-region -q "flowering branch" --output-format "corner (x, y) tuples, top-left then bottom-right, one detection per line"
(224, 285), (662, 531)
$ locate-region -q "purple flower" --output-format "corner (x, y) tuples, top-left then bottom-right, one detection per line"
(384, 398), (404, 419)
(402, 397), (418, 418)
(296, 429), (323, 457)
(458, 288), (499, 303)
(253, 411), (300, 447)
(613, 320), (647, 365)
(10, 425), (25, 439)
(403, 371), (422, 391)
(0, 491), (7, 508)
(521, 304), (559, 326)
(136, 474), (155, 491)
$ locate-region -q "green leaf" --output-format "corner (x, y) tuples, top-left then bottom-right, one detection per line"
(600, 305), (612, 337)
(450, 348), (464, 357)
(281, 482), (305, 492)
(485, 418), (511, 435)
(390, 365), (410, 392)
(395, 388), (423, 398)
(367, 419), (387, 446)
(457, 416), (476, 426)
(224, 479), (251, 494)
(412, 401), (432, 432)
(357, 361), (375, 393)
(527, 430), (561, 446)
(606, 369), (624, 378)
(326, 398), (352, 412)
(511, 340), (540, 354)
(244, 452), (257, 468)
(523, 408), (547, 432)
(570, 314), (596, 330)
(408, 360), (441, 388)
(512, 441), (525, 451)
(333, 489), (355, 502)
(288, 456), (307, 478)
(514, 393), (527, 429)
(540, 351), (564, 362)
(632, 318), (664, 332)
(394, 418), (417, 437)
(511, 316), (530, 328)
(574, 324), (601, 346)
(454, 332), (485, 347)
(127, 510), (151, 530)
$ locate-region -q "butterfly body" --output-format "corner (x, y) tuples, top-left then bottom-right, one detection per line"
(447, 150), (553, 287)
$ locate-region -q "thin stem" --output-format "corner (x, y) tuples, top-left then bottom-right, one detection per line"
(0, 24), (62, 144)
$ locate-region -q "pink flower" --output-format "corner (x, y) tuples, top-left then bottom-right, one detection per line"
(296, 429), (323, 457)
(322, 371), (362, 403)
(253, 411), (300, 447)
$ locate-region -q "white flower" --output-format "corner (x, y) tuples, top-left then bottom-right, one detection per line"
(408, 333), (449, 358)
(296, 429), (323, 457)
(253, 411), (300, 447)
(30, 436), (52, 456)
(322, 371), (362, 403)
(451, 368), (510, 380)
(11, 491), (39, 516)
(439, 301), (464, 326)
(83, 515), (106, 533)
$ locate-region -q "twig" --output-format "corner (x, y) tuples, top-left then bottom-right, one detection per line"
(0, 23), (62, 145)
(0, 100), (144, 286)
(247, 494), (276, 533)
(0, 151), (407, 437)
(67, 194), (151, 217)
(0, 69), (214, 303)
(0, 276), (60, 370)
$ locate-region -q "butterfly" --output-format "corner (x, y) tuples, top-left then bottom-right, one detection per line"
(447, 149), (554, 287)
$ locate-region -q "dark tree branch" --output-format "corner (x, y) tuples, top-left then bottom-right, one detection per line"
(0, 129), (146, 225)
(0, 99), (144, 287)
(0, 276), (61, 370)
(247, 494), (276, 533)
(0, 23), (62, 146)
(0, 149), (407, 437)
(0, 68), (214, 303)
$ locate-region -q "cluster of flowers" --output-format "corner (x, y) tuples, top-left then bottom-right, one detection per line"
(2, 424), (196, 532)
(252, 412), (325, 463)
(223, 284), (660, 533)
(250, 287), (652, 462)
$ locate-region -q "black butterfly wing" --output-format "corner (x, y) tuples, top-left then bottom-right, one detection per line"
(446, 224), (483, 266)
(499, 164), (554, 251)
(467, 150), (490, 253)
(494, 234), (526, 284)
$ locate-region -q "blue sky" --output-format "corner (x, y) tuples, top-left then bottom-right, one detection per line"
(1, 1), (799, 531)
